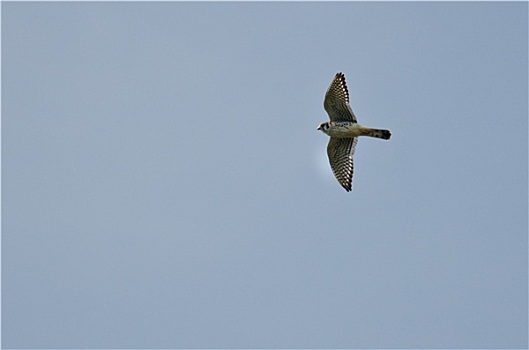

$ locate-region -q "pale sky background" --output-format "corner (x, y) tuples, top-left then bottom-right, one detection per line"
(2, 2), (527, 349)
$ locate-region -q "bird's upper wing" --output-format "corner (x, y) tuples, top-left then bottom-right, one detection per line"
(323, 72), (357, 122)
(327, 137), (358, 192)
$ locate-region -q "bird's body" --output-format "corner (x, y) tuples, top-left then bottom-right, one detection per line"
(317, 72), (391, 192)
(318, 121), (391, 139)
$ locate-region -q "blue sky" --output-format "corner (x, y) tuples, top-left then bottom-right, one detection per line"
(2, 2), (527, 348)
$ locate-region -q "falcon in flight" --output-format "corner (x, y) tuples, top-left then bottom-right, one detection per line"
(317, 72), (391, 192)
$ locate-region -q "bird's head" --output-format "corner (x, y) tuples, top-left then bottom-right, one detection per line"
(317, 122), (329, 133)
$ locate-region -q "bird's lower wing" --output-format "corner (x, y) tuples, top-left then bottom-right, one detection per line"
(327, 137), (358, 192)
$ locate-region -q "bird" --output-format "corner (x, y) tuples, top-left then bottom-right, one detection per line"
(317, 72), (391, 192)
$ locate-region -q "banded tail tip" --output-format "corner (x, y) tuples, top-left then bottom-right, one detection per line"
(371, 128), (391, 140)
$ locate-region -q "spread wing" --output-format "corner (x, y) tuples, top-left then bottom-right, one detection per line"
(327, 137), (358, 192)
(323, 72), (357, 122)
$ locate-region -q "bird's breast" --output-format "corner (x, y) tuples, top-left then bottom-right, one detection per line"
(325, 122), (363, 138)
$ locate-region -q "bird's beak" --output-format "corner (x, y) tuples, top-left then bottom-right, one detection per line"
(317, 125), (322, 131)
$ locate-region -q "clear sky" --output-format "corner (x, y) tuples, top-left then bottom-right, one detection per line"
(2, 2), (527, 349)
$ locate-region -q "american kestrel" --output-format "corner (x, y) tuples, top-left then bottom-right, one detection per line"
(317, 72), (391, 192)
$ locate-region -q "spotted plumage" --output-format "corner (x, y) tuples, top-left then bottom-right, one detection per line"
(317, 72), (391, 192)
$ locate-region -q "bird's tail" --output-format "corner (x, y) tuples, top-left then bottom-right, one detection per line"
(363, 127), (391, 140)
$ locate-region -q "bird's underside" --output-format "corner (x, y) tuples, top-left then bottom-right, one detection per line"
(317, 72), (391, 192)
